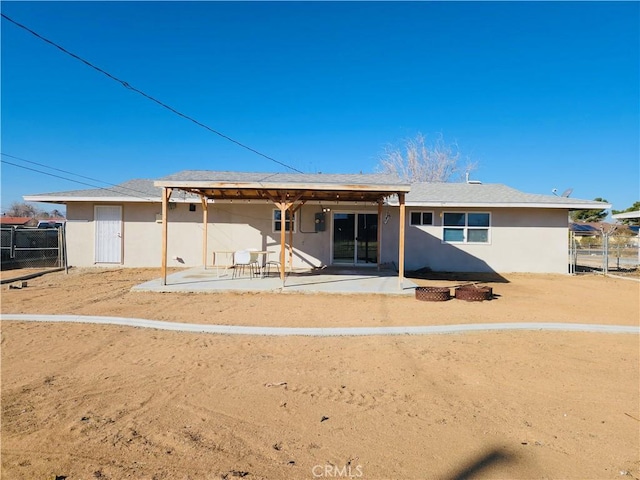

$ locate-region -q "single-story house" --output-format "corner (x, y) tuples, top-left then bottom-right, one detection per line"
(24, 170), (610, 276)
(0, 216), (33, 227)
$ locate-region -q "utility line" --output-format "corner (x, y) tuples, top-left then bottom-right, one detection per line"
(1, 13), (304, 174)
(1, 159), (160, 201)
(1, 153), (160, 199)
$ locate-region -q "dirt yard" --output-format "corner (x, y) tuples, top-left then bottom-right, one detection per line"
(1, 268), (639, 479)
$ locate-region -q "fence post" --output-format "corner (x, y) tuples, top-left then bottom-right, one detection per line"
(568, 231), (576, 274)
(602, 233), (608, 275)
(57, 227), (63, 269)
(62, 223), (69, 274)
(10, 227), (16, 259)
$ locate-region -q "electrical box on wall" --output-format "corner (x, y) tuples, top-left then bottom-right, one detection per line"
(314, 212), (326, 232)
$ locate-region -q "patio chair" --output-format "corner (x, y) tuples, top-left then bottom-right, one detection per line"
(248, 249), (260, 275)
(232, 250), (259, 279)
(262, 260), (281, 278)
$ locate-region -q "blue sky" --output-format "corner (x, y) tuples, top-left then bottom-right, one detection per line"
(2, 1), (638, 213)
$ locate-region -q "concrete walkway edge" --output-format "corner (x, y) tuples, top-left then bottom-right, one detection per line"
(1, 314), (638, 336)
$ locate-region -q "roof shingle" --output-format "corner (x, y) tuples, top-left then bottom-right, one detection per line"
(406, 182), (609, 207)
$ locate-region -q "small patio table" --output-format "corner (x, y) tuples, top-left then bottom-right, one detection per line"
(252, 250), (277, 278)
(211, 250), (235, 277)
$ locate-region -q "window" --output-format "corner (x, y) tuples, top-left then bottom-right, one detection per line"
(273, 209), (296, 232)
(443, 212), (490, 243)
(410, 211), (434, 226)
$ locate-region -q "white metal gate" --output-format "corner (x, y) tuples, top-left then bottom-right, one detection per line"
(95, 205), (122, 263)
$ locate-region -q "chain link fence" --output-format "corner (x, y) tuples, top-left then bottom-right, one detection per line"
(570, 230), (639, 275)
(1, 226), (67, 271)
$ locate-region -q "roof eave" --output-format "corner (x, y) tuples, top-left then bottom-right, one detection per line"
(404, 201), (612, 209)
(612, 210), (640, 219)
(24, 195), (161, 203)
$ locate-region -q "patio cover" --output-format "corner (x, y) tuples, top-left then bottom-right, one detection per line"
(154, 171), (411, 287)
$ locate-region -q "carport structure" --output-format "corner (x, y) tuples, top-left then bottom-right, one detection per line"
(154, 171), (411, 287)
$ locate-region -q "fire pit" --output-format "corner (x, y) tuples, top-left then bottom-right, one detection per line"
(454, 285), (493, 301)
(415, 286), (451, 302)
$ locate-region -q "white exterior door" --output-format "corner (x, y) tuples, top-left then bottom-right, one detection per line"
(95, 205), (122, 263)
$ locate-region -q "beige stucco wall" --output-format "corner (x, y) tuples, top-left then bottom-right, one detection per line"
(392, 207), (570, 273)
(67, 201), (354, 269)
(65, 203), (96, 267)
(206, 202), (382, 269)
(66, 202), (570, 273)
(66, 202), (168, 267)
(205, 202), (330, 269)
(65, 202), (186, 267)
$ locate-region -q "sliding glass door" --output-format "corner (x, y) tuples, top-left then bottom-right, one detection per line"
(332, 213), (378, 265)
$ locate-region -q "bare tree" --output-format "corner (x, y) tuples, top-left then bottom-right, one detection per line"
(2, 202), (65, 219)
(4, 201), (40, 217)
(50, 208), (66, 219)
(377, 133), (476, 183)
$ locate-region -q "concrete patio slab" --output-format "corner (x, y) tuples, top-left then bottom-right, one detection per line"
(131, 267), (418, 295)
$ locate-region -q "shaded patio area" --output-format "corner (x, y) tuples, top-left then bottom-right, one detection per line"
(131, 266), (418, 295)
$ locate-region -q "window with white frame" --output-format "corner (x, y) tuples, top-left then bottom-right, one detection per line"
(442, 212), (490, 243)
(410, 211), (434, 226)
(273, 209), (296, 233)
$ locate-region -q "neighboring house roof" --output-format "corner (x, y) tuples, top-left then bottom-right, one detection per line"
(571, 221), (637, 236)
(570, 223), (599, 235)
(0, 216), (31, 226)
(405, 183), (611, 209)
(612, 210), (640, 220)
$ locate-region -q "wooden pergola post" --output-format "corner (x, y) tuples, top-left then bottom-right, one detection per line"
(280, 203), (286, 283)
(288, 201), (306, 273)
(398, 192), (405, 289)
(201, 195), (208, 268)
(288, 210), (294, 272)
(161, 187), (173, 286)
(265, 191), (306, 285)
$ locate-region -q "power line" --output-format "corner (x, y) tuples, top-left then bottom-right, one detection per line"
(1, 13), (304, 174)
(1, 159), (160, 202)
(1, 152), (159, 199)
